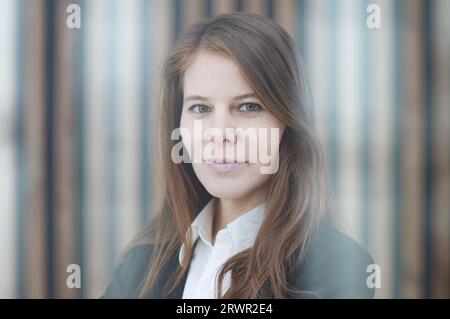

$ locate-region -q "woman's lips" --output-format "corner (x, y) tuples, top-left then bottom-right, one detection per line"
(204, 159), (248, 171)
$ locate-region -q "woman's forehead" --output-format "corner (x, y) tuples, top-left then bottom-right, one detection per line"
(183, 51), (254, 101)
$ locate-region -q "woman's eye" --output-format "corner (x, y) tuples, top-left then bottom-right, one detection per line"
(189, 104), (210, 113)
(238, 103), (262, 112)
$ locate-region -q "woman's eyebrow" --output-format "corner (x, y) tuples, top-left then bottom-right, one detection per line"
(183, 92), (257, 103)
(232, 92), (257, 100)
(184, 95), (209, 103)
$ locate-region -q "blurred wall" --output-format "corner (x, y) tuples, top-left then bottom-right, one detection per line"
(0, 0), (449, 298)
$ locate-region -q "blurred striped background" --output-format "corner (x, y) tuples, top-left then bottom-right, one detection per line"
(0, 0), (449, 298)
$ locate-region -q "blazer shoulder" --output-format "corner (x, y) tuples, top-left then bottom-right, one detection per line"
(101, 244), (154, 298)
(290, 222), (376, 299)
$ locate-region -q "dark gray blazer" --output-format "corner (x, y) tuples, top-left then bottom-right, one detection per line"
(102, 222), (375, 299)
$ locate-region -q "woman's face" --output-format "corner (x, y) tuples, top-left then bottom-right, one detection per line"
(180, 50), (285, 199)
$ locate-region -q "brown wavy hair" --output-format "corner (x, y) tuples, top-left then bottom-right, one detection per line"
(130, 12), (328, 298)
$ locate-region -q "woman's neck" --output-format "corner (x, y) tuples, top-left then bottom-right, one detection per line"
(211, 184), (268, 245)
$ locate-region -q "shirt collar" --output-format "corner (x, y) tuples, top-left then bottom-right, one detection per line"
(178, 198), (267, 265)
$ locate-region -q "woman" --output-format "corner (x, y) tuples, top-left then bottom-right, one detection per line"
(102, 12), (375, 299)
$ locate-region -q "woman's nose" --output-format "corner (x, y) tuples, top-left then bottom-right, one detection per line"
(204, 113), (237, 145)
(204, 126), (237, 144)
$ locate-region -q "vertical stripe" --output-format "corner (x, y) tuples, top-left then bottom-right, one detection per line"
(445, 3), (450, 298)
(26, 0), (47, 298)
(402, 0), (424, 298)
(140, 0), (151, 226)
(205, 0), (213, 17)
(182, 0), (205, 32)
(432, 0), (450, 298)
(422, 0), (434, 298)
(273, 0), (296, 38)
(235, 0), (244, 11)
(336, 0), (363, 241)
(371, 0), (395, 298)
(306, 0), (330, 177)
(266, 0), (274, 19)
(85, 0), (109, 298)
(393, 0), (405, 298)
(212, 0), (235, 15)
(174, 0), (182, 39)
(106, 0), (119, 276)
(361, 0), (372, 249)
(45, 0), (58, 298)
(55, 0), (78, 298)
(74, 0), (86, 298)
(243, 0), (266, 15)
(297, 0), (307, 58)
(153, 0), (174, 64)
(15, 0), (27, 299)
(328, 0), (339, 218)
(150, 0), (173, 225)
(116, 0), (141, 254)
(0, 0), (17, 298)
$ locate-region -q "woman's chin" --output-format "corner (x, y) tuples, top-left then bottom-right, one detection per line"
(193, 164), (271, 199)
(202, 178), (263, 199)
(203, 184), (251, 200)
(202, 176), (254, 199)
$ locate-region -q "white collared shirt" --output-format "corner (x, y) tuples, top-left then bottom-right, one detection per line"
(179, 197), (267, 299)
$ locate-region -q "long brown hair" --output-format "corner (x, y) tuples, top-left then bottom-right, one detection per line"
(130, 12), (328, 298)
